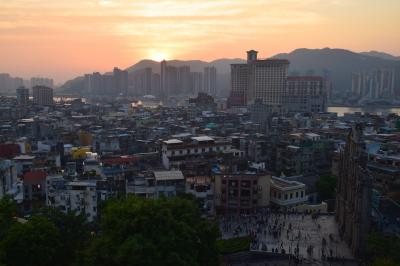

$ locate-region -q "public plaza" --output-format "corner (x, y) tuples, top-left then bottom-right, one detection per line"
(220, 210), (355, 265)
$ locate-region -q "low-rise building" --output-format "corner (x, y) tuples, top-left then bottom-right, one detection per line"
(161, 136), (231, 169)
(214, 173), (270, 214)
(270, 176), (307, 209)
(126, 170), (185, 199)
(46, 176), (108, 222)
(185, 176), (214, 214)
(154, 170), (185, 198)
(23, 170), (47, 213)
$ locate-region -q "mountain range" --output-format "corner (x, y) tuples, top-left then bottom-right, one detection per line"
(359, 51), (400, 61)
(59, 48), (400, 97)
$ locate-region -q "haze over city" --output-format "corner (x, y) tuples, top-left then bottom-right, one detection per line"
(1, 0), (400, 83)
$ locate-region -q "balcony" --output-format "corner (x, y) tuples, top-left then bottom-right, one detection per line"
(270, 196), (308, 207)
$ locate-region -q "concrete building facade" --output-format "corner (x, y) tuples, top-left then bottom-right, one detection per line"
(336, 125), (373, 258)
(32, 86), (53, 105)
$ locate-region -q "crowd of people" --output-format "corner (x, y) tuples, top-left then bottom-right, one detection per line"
(219, 208), (351, 263)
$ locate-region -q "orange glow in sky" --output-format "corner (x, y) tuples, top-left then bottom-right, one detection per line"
(0, 0), (399, 83)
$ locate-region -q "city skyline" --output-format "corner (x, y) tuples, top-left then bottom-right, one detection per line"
(1, 0), (400, 83)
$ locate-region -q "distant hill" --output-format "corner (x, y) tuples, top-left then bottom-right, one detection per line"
(359, 51), (400, 61)
(273, 48), (400, 92)
(58, 48), (400, 96)
(57, 76), (84, 95)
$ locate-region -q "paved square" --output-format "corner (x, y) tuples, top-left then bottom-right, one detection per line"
(220, 212), (354, 263)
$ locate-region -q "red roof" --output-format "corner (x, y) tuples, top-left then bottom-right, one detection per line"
(102, 156), (138, 165)
(23, 171), (46, 183)
(0, 144), (20, 159)
(228, 95), (246, 107)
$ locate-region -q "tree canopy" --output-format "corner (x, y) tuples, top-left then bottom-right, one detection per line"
(85, 196), (220, 266)
(0, 196), (18, 239)
(0, 196), (219, 266)
(0, 216), (62, 266)
(367, 232), (400, 265)
(316, 175), (337, 200)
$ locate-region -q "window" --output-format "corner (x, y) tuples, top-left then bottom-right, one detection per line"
(296, 192), (299, 198)
(301, 191), (304, 197)
(284, 194), (287, 200)
(290, 193), (293, 199)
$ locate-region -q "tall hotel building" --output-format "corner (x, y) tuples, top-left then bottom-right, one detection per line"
(285, 76), (327, 113)
(160, 60), (179, 99)
(32, 86), (53, 105)
(229, 50), (289, 112)
(203, 66), (217, 96)
(229, 64), (248, 107)
(160, 60), (168, 99)
(16, 87), (30, 105)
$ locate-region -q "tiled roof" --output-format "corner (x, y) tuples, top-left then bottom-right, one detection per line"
(102, 156), (138, 165)
(24, 171), (46, 183)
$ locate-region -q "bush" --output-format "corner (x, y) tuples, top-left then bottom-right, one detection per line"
(217, 236), (252, 254)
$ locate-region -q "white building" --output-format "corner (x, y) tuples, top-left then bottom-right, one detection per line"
(229, 50), (289, 112)
(153, 170), (185, 198)
(270, 176), (308, 209)
(246, 51), (289, 113)
(126, 173), (156, 199)
(126, 170), (185, 199)
(13, 155), (35, 176)
(161, 136), (231, 169)
(83, 152), (101, 175)
(46, 176), (107, 222)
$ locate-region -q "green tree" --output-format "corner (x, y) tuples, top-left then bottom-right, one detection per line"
(0, 216), (62, 266)
(316, 175), (337, 200)
(0, 196), (18, 239)
(372, 258), (398, 266)
(366, 232), (400, 264)
(40, 208), (91, 266)
(84, 196), (220, 266)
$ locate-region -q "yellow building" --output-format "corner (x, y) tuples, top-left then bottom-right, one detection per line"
(71, 147), (91, 159)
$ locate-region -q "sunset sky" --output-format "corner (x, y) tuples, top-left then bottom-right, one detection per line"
(1, 0), (399, 84)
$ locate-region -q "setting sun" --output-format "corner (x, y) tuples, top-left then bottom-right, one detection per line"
(149, 51), (169, 62)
